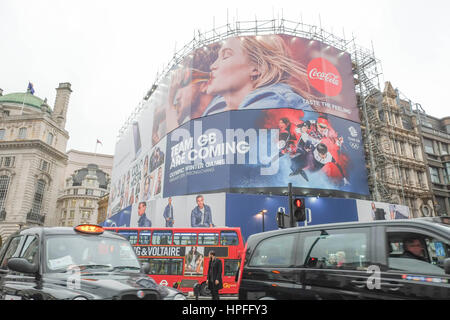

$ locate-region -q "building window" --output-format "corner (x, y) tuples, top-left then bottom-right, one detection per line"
(445, 163), (450, 184)
(39, 159), (50, 173)
(0, 129), (5, 140)
(18, 127), (27, 139)
(435, 197), (446, 216)
(69, 210), (75, 219)
(399, 142), (405, 155)
(1, 156), (15, 168)
(429, 167), (441, 184)
(83, 199), (92, 207)
(417, 171), (425, 187)
(404, 168), (410, 184)
(424, 138), (434, 154)
(86, 189), (93, 196)
(70, 199), (76, 208)
(31, 179), (46, 216)
(441, 143), (448, 155)
(0, 175), (11, 211)
(46, 133), (54, 145)
(392, 140), (398, 154)
(81, 210), (91, 221)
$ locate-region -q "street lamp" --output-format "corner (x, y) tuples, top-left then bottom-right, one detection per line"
(258, 209), (268, 232)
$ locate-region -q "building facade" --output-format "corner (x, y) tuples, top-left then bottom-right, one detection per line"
(56, 163), (110, 227)
(56, 149), (113, 227)
(0, 83), (72, 242)
(361, 81), (435, 218)
(416, 114), (450, 215)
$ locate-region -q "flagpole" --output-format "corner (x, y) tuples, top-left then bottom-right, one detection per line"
(20, 87), (28, 115)
(21, 82), (34, 115)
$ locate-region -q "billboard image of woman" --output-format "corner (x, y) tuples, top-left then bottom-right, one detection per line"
(152, 34), (359, 147)
(202, 35), (314, 115)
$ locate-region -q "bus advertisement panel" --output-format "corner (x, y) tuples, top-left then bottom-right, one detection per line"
(105, 227), (244, 295)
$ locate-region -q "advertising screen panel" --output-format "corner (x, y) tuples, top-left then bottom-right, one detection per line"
(108, 33), (368, 217)
(165, 108), (369, 196)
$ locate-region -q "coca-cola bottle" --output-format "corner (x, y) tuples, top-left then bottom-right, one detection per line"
(181, 68), (211, 87)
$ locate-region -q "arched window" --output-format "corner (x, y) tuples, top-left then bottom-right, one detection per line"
(0, 175), (10, 211)
(31, 179), (46, 216)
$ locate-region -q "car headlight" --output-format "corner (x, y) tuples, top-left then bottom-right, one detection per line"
(173, 293), (186, 300)
(73, 296), (88, 300)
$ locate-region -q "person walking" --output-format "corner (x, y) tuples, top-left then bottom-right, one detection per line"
(207, 250), (223, 300)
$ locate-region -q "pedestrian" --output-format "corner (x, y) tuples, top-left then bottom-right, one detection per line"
(207, 250), (223, 300)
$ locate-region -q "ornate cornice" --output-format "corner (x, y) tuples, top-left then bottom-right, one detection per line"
(0, 140), (68, 161)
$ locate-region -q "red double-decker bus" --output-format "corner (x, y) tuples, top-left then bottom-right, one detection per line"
(104, 227), (244, 295)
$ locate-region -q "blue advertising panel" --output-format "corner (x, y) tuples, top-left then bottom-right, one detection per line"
(164, 108), (369, 197)
(225, 194), (359, 241)
(101, 205), (132, 227)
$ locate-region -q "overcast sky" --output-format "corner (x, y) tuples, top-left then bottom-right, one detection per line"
(1, 0), (449, 156)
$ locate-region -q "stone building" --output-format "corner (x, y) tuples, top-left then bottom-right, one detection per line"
(97, 194), (110, 225)
(361, 81), (435, 218)
(416, 114), (450, 215)
(0, 83), (72, 241)
(56, 163), (110, 227)
(56, 149), (113, 227)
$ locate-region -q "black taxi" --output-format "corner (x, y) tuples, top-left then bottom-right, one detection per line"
(238, 217), (450, 300)
(0, 224), (185, 300)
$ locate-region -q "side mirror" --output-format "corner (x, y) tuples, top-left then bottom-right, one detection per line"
(140, 262), (150, 274)
(7, 258), (38, 274)
(444, 258), (450, 275)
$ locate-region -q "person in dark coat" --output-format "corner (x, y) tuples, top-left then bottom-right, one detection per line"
(207, 250), (223, 300)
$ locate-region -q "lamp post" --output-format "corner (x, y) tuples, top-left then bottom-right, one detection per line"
(259, 209), (268, 232)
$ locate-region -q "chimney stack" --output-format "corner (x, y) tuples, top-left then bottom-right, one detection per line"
(53, 82), (72, 128)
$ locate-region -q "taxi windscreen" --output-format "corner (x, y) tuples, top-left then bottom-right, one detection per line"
(44, 235), (140, 273)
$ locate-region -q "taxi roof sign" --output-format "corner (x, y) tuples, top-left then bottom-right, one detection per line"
(74, 224), (104, 235)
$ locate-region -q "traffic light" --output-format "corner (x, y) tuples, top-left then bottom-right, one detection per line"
(293, 198), (306, 222)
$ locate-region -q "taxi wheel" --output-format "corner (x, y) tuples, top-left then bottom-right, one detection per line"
(200, 282), (210, 296)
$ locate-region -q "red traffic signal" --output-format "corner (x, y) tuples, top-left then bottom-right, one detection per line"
(293, 198), (306, 222)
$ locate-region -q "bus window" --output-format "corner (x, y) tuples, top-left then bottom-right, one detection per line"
(118, 230), (138, 245)
(146, 258), (183, 275)
(139, 230), (151, 245)
(174, 233), (197, 245)
(224, 259), (240, 277)
(220, 231), (239, 246)
(198, 233), (219, 246)
(152, 231), (173, 245)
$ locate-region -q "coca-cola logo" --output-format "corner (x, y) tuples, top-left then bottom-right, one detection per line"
(307, 58), (342, 97)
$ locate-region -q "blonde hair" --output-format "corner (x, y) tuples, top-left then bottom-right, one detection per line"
(239, 35), (314, 101)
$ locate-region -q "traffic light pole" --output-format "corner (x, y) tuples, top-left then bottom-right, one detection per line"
(288, 183), (294, 227)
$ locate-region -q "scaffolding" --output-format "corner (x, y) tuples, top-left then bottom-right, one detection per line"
(116, 17), (399, 203)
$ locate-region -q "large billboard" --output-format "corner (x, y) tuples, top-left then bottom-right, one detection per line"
(103, 194), (410, 241)
(108, 34), (367, 217)
(151, 34), (360, 146)
(165, 108), (368, 196)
